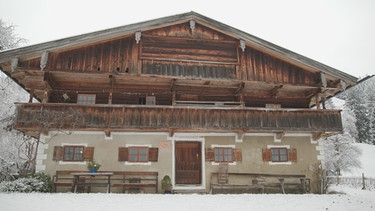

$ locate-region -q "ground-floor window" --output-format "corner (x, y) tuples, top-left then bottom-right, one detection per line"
(214, 148), (233, 162)
(271, 148), (288, 162)
(129, 147), (149, 162)
(63, 146), (84, 161)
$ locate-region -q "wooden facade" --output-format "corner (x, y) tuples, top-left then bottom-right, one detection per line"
(15, 103), (343, 138)
(0, 12), (358, 193)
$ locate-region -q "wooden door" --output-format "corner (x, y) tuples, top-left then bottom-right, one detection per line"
(175, 141), (201, 184)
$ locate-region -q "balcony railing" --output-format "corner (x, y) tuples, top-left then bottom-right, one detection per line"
(15, 103), (342, 137)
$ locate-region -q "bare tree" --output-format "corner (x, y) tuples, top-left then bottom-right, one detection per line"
(0, 19), (33, 180)
(0, 19), (27, 51)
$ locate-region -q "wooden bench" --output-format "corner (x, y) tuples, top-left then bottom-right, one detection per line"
(210, 172), (310, 194)
(52, 170), (158, 193)
(111, 171), (158, 193)
(52, 170), (86, 192)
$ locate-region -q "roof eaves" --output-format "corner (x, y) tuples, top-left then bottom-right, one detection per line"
(0, 11), (357, 84)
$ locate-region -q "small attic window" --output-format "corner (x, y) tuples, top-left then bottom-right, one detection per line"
(77, 94), (96, 105)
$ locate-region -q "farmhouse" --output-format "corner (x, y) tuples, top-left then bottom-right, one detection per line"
(0, 12), (357, 194)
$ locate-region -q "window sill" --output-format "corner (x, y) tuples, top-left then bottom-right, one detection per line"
(124, 161), (151, 166)
(211, 162), (236, 166)
(59, 161), (86, 165)
(268, 161), (292, 165)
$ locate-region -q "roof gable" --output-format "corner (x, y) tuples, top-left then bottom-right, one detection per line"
(0, 11), (357, 84)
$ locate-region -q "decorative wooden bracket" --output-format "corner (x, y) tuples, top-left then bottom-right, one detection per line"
(190, 20), (195, 32)
(40, 51), (49, 70)
(275, 131), (285, 141)
(168, 129), (175, 138)
(11, 58), (18, 72)
(339, 80), (347, 91)
(320, 72), (327, 88)
(271, 85), (283, 98)
(135, 31), (142, 44)
(235, 82), (245, 94)
(312, 132), (323, 141)
(240, 40), (246, 52)
(109, 74), (116, 89)
(104, 129), (111, 137)
(236, 131), (245, 142)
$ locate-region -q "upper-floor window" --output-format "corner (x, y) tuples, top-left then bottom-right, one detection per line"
(77, 94), (96, 104)
(139, 96), (156, 105)
(214, 148), (233, 162)
(262, 146), (297, 163)
(63, 146), (84, 161)
(271, 148), (288, 162)
(118, 146), (159, 163)
(146, 96), (156, 105)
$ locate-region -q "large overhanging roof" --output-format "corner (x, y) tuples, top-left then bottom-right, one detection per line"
(0, 11), (357, 84)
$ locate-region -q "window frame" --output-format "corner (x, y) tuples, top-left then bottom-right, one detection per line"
(214, 147), (233, 163)
(128, 146), (149, 162)
(77, 94), (96, 105)
(63, 145), (84, 161)
(271, 148), (288, 162)
(146, 96), (156, 105)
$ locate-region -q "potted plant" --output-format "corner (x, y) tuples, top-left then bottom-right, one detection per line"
(161, 175), (173, 194)
(87, 161), (101, 173)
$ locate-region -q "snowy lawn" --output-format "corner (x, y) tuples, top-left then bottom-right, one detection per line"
(1, 185), (374, 211)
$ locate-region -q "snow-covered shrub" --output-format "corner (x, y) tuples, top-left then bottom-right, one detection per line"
(33, 172), (52, 192)
(0, 157), (17, 182)
(0, 172), (52, 193)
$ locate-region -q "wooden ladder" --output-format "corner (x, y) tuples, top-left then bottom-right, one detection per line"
(217, 163), (229, 184)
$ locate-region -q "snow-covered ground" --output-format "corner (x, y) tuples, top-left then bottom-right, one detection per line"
(1, 143), (374, 211)
(0, 187), (374, 211)
(342, 143), (375, 177)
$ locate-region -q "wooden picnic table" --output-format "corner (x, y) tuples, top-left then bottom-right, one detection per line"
(71, 172), (114, 193)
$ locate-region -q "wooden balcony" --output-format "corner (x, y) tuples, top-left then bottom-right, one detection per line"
(14, 103), (343, 138)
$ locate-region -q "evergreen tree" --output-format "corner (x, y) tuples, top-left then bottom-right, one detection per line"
(343, 78), (373, 144)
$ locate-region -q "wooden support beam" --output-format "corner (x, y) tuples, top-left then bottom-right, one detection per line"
(135, 31), (141, 44)
(270, 85), (283, 98)
(240, 40), (246, 52)
(235, 82), (245, 94)
(168, 129), (175, 138)
(170, 79), (176, 92)
(40, 51), (49, 70)
(28, 89), (34, 103)
(104, 129), (111, 137)
(312, 132), (323, 141)
(320, 72), (327, 88)
(11, 58), (18, 72)
(43, 72), (57, 89)
(276, 132), (285, 140)
(315, 94), (321, 109)
(109, 74), (115, 89)
(108, 92), (113, 105)
(42, 90), (49, 103)
(189, 20), (195, 32)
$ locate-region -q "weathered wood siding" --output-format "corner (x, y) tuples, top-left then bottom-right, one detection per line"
(15, 104), (343, 134)
(21, 36), (135, 74)
(14, 22), (318, 87)
(242, 48), (318, 85)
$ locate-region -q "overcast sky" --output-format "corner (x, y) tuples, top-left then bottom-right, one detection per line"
(1, 0), (374, 78)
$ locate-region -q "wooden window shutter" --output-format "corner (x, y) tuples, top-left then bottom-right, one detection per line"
(205, 148), (214, 161)
(83, 147), (94, 161)
(148, 148), (159, 162)
(233, 148), (242, 162)
(288, 148), (297, 162)
(262, 148), (271, 162)
(118, 147), (128, 161)
(53, 146), (63, 161)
